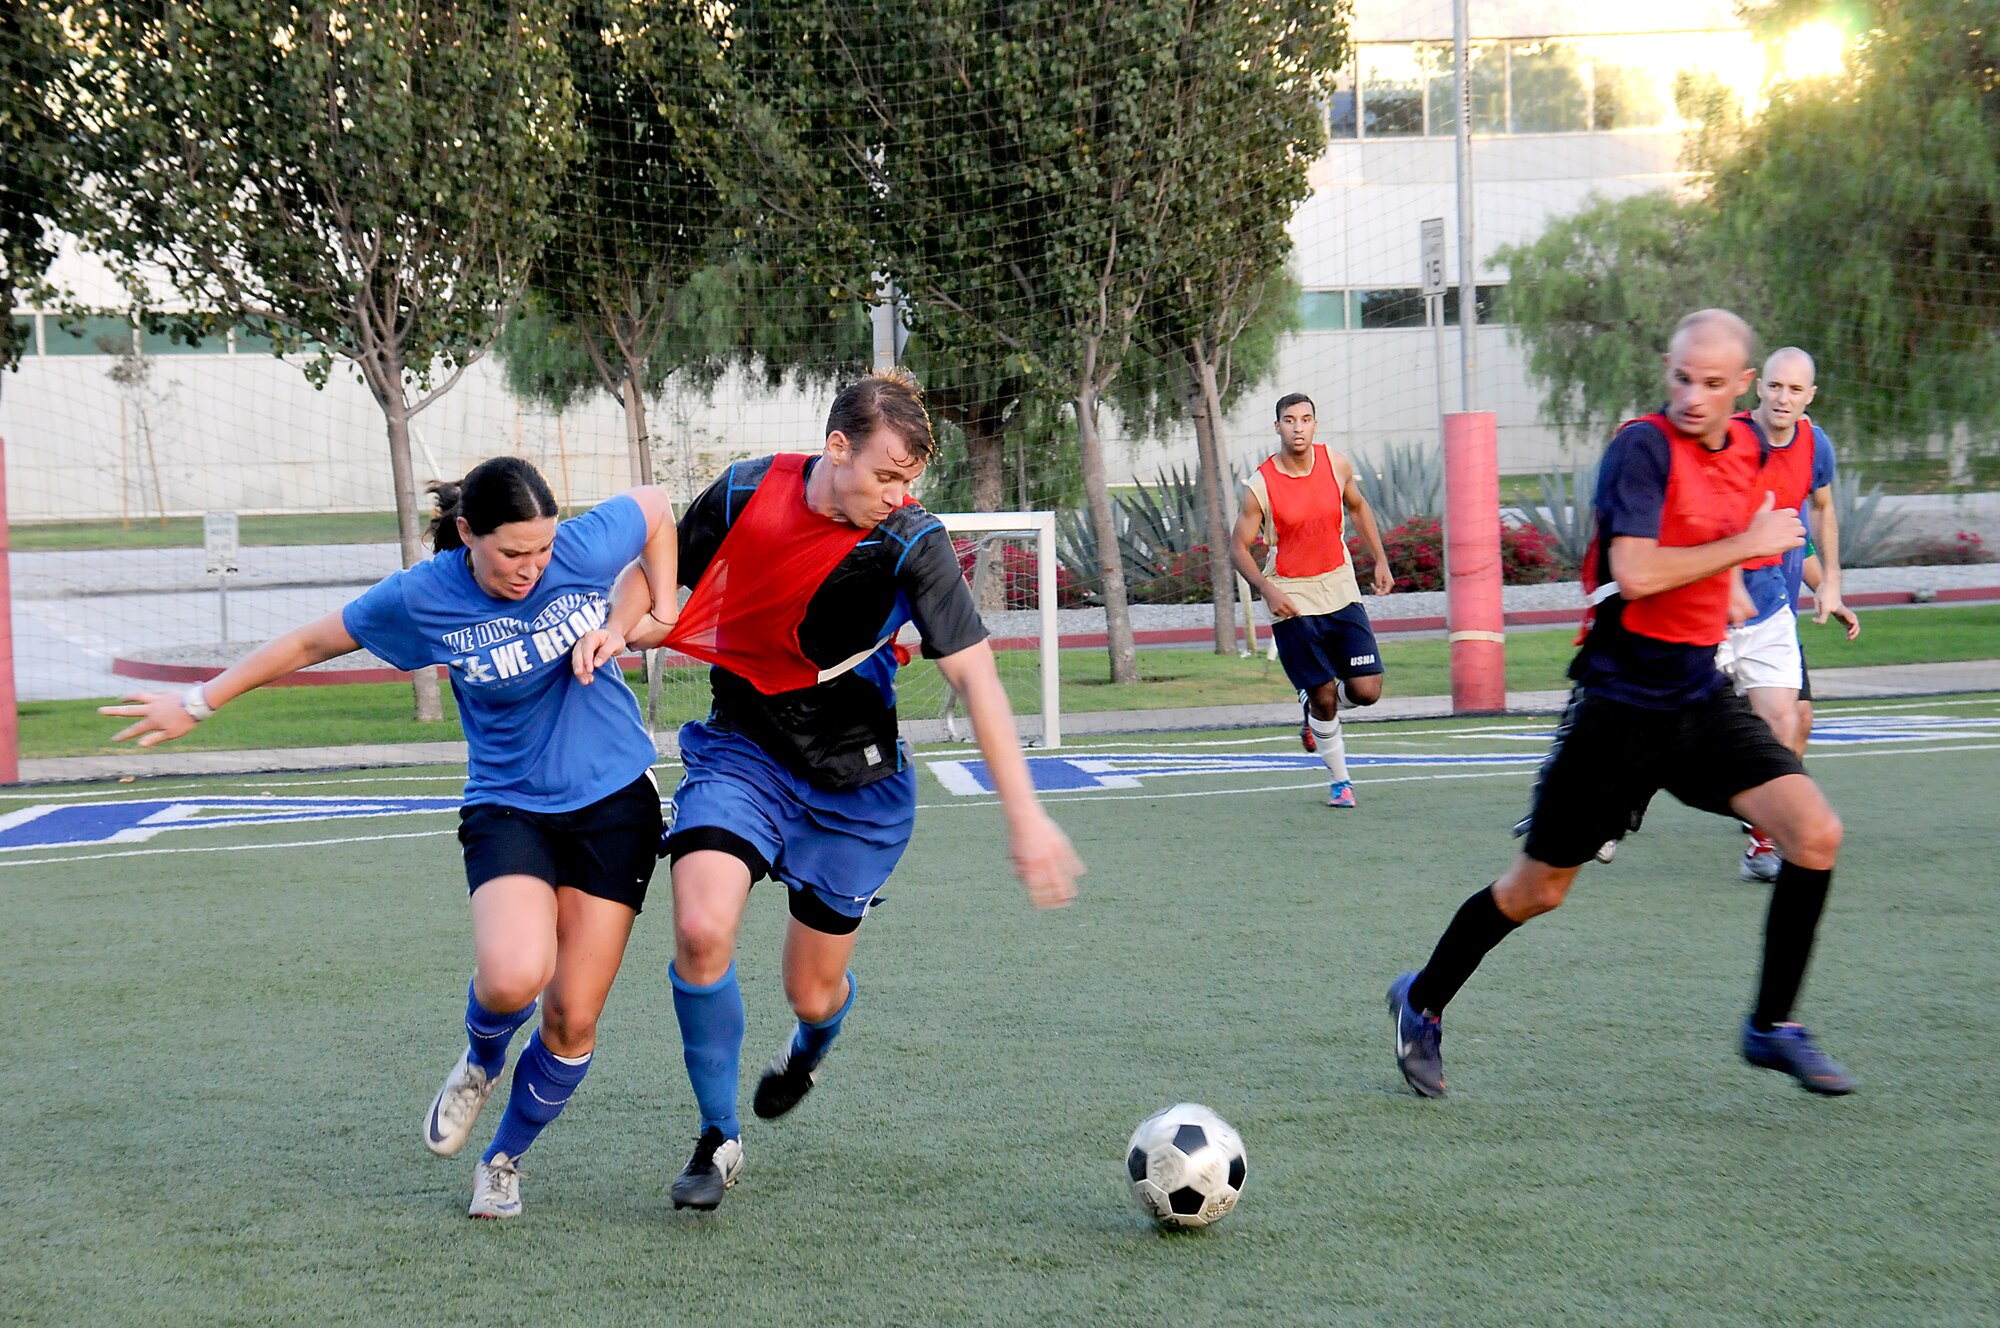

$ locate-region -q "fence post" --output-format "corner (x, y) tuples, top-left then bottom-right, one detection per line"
(1444, 412), (1505, 713)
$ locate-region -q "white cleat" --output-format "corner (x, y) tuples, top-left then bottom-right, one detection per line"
(424, 1050), (496, 1158)
(469, 1151), (523, 1219)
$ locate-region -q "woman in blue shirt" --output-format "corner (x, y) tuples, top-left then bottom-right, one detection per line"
(104, 457), (677, 1219)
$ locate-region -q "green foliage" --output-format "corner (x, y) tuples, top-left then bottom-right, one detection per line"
(1514, 457), (1600, 571)
(1352, 441), (1444, 530)
(0, 5), (72, 379)
(68, 0), (580, 404)
(1827, 469), (1908, 568)
(1492, 192), (1751, 443)
(1710, 1), (2000, 445)
(1057, 464), (1217, 604)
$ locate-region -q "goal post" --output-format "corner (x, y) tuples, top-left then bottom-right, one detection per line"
(932, 510), (1061, 750)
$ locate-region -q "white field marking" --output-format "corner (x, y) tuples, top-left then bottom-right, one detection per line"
(1814, 697), (2000, 715)
(918, 738), (2000, 811)
(0, 826), (454, 870)
(0, 759), (686, 802)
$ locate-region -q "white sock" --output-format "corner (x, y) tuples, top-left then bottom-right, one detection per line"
(1308, 713), (1349, 782)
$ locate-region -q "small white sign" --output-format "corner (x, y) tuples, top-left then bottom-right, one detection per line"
(1420, 218), (1448, 297)
(203, 511), (240, 576)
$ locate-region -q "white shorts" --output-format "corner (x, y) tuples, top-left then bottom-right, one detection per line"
(1717, 606), (1804, 693)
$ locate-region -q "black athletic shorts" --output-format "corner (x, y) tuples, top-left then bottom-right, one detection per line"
(1519, 687), (1805, 869)
(458, 771), (665, 911)
(1798, 642), (1812, 702)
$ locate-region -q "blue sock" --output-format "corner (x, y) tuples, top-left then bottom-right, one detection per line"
(482, 1029), (591, 1162)
(670, 960), (745, 1140)
(790, 971), (856, 1069)
(465, 980), (536, 1079)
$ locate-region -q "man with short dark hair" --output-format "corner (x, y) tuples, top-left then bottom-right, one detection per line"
(622, 368), (1083, 1210)
(1231, 392), (1394, 807)
(1385, 309), (1856, 1100)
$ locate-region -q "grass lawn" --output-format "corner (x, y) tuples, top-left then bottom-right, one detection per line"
(9, 510), (408, 551)
(4, 709), (1997, 1324)
(18, 606), (2000, 759)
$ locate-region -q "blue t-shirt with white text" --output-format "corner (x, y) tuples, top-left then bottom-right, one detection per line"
(342, 495), (655, 812)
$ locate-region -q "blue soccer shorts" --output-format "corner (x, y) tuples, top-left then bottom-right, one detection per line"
(1271, 602), (1384, 693)
(665, 720), (915, 933)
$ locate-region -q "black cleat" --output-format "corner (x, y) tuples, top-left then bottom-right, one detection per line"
(752, 1043), (822, 1120)
(670, 1127), (744, 1210)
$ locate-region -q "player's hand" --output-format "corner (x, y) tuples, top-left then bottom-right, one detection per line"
(99, 692), (198, 748)
(1010, 811), (1083, 909)
(1370, 564), (1394, 597)
(1821, 599), (1860, 641)
(1729, 580), (1755, 627)
(571, 627), (628, 684)
(1267, 589), (1301, 619)
(1745, 491), (1806, 559)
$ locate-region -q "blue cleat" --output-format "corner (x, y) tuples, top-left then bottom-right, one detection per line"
(1386, 972), (1445, 1098)
(1326, 781), (1356, 809)
(1742, 1021), (1855, 1095)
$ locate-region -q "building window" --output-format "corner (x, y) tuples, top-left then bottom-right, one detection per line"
(1297, 291), (1353, 330)
(1425, 42), (1506, 137)
(1359, 44), (1425, 137)
(1306, 286), (1505, 330)
(43, 315), (136, 356)
(1509, 40), (1590, 134)
(1328, 62), (1357, 140)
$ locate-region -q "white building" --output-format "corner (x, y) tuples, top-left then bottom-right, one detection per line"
(2, 2), (1767, 522)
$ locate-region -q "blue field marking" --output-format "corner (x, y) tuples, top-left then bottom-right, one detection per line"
(927, 750), (1541, 795)
(927, 711), (2000, 796)
(0, 796), (461, 851)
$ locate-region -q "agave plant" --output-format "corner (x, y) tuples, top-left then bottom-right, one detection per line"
(1352, 441), (1444, 530)
(1513, 457), (1599, 572)
(1826, 470), (1906, 568)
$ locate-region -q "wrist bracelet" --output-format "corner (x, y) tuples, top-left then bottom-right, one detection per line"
(647, 608), (675, 627)
(182, 682), (215, 722)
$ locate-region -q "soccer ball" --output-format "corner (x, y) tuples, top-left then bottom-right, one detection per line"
(1124, 1103), (1247, 1229)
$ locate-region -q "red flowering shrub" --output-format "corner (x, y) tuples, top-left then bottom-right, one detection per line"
(953, 538), (1090, 609)
(1346, 517), (1569, 592)
(1885, 531), (1995, 566)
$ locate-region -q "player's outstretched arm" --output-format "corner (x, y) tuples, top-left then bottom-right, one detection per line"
(1801, 553), (1860, 640)
(99, 610), (360, 747)
(934, 639), (1083, 909)
(1334, 453), (1395, 596)
(624, 486), (679, 632)
(1613, 492), (1804, 600)
(572, 491), (680, 682)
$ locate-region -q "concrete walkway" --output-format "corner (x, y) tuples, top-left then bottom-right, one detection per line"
(20, 658), (2000, 785)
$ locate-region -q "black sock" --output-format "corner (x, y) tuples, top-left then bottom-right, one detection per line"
(1752, 861), (1833, 1031)
(1408, 885), (1520, 1014)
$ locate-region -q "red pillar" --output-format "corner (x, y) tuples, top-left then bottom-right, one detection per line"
(0, 435), (17, 782)
(1444, 412), (1505, 713)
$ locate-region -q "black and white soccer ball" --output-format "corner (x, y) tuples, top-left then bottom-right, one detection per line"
(1124, 1103), (1247, 1229)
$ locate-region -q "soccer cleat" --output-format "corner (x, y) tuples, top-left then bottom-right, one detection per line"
(1386, 972), (1445, 1098)
(1594, 839), (1619, 864)
(425, 1049), (497, 1158)
(1740, 830), (1782, 883)
(468, 1151), (523, 1219)
(1326, 781), (1356, 808)
(670, 1127), (745, 1210)
(1298, 690), (1317, 753)
(753, 1042), (822, 1121)
(1741, 1021), (1855, 1095)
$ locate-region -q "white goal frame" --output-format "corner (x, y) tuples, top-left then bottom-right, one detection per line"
(935, 511), (1061, 750)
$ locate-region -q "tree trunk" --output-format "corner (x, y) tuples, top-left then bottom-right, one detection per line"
(382, 389), (445, 722)
(1949, 419), (1972, 488)
(1184, 344), (1238, 654)
(621, 369), (653, 487)
(964, 413), (1007, 612)
(1075, 383), (1138, 684)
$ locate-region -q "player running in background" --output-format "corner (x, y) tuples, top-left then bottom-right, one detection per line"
(1230, 393), (1395, 808)
(616, 367), (1082, 1212)
(1385, 310), (1856, 1100)
(104, 457), (681, 1218)
(1720, 347), (1859, 880)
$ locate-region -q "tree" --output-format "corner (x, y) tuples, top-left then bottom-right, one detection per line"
(72, 0), (580, 719)
(0, 4), (73, 392)
(1709, 0), (2000, 464)
(1120, 0), (1342, 653)
(517, 0), (736, 488)
(1492, 191), (1754, 446)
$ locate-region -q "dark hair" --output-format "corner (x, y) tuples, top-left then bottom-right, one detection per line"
(1275, 392), (1315, 420)
(428, 456), (559, 552)
(825, 366), (937, 464)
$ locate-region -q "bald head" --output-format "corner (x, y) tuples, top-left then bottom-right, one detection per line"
(1763, 346), (1816, 385)
(1669, 308), (1756, 370)
(1664, 308), (1758, 446)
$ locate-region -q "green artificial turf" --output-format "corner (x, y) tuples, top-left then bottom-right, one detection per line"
(3, 708), (1996, 1324)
